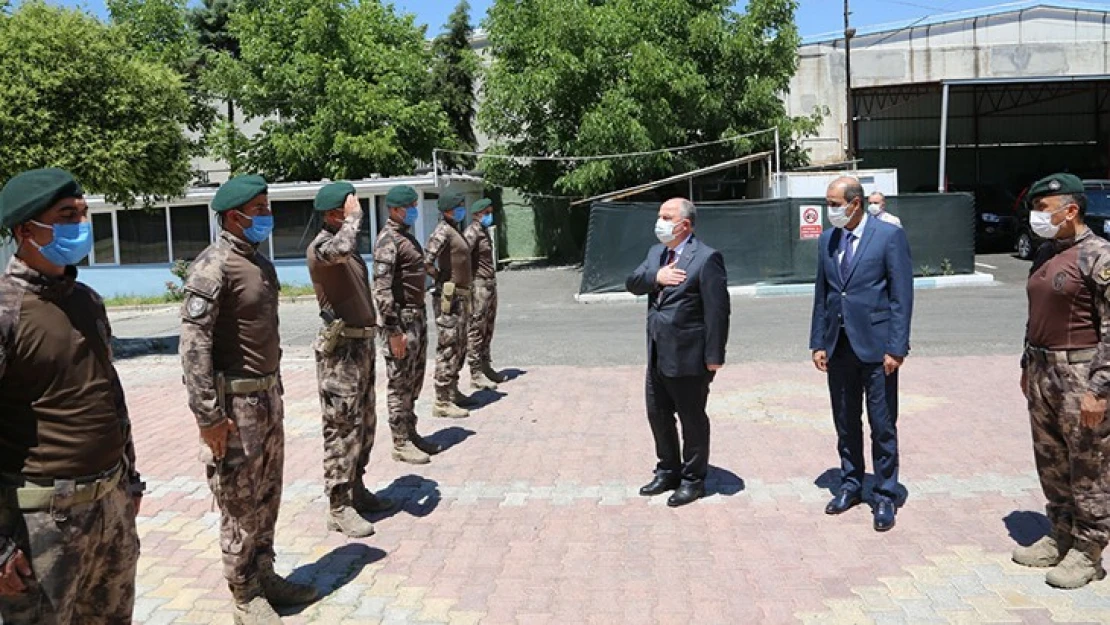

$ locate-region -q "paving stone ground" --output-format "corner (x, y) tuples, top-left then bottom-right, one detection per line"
(121, 352), (1110, 624)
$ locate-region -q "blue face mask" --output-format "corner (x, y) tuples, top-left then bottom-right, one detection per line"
(452, 207), (467, 224)
(236, 211), (273, 243)
(480, 213), (494, 228)
(403, 206), (419, 227)
(30, 220), (93, 267)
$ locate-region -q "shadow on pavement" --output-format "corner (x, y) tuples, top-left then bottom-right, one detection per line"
(425, 426), (475, 452)
(370, 474), (441, 521)
(281, 543), (386, 615)
(112, 336), (180, 360)
(1004, 510), (1051, 547)
(498, 368), (527, 381)
(464, 389), (506, 410)
(706, 465), (745, 497)
(814, 467), (910, 507)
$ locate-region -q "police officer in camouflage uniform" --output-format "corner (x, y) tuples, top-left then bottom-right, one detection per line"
(463, 199), (507, 391)
(1015, 173), (1110, 589)
(372, 186), (443, 464)
(307, 182), (394, 539)
(0, 168), (144, 624)
(425, 191), (477, 418)
(180, 175), (316, 624)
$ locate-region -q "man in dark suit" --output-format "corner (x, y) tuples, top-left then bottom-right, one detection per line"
(626, 198), (731, 507)
(810, 176), (913, 532)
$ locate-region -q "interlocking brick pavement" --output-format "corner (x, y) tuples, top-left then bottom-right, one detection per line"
(117, 353), (1110, 624)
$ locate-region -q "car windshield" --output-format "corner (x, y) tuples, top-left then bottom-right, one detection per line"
(1086, 190), (1110, 217)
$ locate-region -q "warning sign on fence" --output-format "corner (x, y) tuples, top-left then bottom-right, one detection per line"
(799, 205), (823, 240)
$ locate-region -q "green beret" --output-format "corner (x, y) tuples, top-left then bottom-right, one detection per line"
(470, 198), (493, 215)
(1028, 173), (1083, 202)
(0, 168), (83, 229)
(314, 181), (356, 212)
(211, 174), (268, 213)
(437, 191), (465, 212)
(385, 185), (418, 208)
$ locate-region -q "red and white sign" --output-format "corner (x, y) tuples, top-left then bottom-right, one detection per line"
(800, 205), (823, 240)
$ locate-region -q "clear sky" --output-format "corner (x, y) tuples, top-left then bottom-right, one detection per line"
(47, 0), (1039, 39)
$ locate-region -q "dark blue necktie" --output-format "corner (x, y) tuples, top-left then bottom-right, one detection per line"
(839, 231), (856, 282)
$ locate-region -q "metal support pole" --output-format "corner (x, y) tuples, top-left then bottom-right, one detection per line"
(432, 149), (439, 181)
(938, 83), (950, 193)
(688, 176), (694, 201)
(844, 0), (855, 161)
(773, 126), (781, 174)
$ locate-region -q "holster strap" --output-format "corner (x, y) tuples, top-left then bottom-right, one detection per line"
(222, 373), (279, 395)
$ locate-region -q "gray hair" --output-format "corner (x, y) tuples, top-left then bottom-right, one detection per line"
(678, 198), (696, 226)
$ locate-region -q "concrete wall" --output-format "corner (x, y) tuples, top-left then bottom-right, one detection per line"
(787, 5), (1110, 165)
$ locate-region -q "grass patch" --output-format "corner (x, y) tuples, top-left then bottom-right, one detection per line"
(104, 283), (316, 308)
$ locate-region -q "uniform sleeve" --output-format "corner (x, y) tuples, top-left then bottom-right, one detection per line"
(312, 214), (361, 265)
(1087, 251), (1110, 397)
(179, 256), (226, 428)
(371, 235), (401, 335)
(424, 224), (446, 280)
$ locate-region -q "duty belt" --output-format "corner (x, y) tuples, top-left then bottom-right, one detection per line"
(339, 327), (375, 339)
(1026, 346), (1097, 365)
(6, 463), (123, 511)
(222, 373), (279, 395)
(455, 286), (471, 295)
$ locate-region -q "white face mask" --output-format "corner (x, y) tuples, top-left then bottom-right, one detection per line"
(827, 202), (853, 229)
(654, 218), (677, 244)
(1030, 210), (1061, 239)
(867, 203), (883, 216)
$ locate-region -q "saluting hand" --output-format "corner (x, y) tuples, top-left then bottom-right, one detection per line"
(656, 262), (686, 287)
(343, 193), (362, 220)
(200, 419), (239, 461)
(389, 333), (407, 360)
(1080, 391), (1108, 429)
(0, 549), (32, 595)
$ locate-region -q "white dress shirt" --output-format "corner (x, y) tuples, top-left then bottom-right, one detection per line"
(836, 212), (869, 267)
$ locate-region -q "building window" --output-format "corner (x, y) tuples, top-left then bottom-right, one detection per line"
(91, 213), (115, 265)
(271, 200), (315, 259)
(170, 205), (211, 262)
(117, 207), (170, 265)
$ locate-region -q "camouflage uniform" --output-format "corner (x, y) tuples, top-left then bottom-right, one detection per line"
(425, 220), (472, 405)
(0, 258), (142, 625)
(307, 213), (377, 502)
(371, 218), (429, 448)
(463, 219), (499, 380)
(180, 231), (289, 605)
(1024, 228), (1110, 556)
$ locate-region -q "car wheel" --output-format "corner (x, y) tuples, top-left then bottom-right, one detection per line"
(1016, 232), (1033, 260)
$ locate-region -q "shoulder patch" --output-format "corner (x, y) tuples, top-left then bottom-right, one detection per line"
(1099, 265), (1110, 283)
(185, 295), (209, 319)
(375, 262), (390, 277)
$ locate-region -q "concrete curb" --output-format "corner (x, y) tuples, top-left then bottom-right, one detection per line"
(574, 271), (996, 304)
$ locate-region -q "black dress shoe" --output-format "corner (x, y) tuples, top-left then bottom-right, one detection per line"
(825, 489), (862, 515)
(639, 475), (680, 496)
(666, 482), (705, 507)
(873, 498), (896, 532)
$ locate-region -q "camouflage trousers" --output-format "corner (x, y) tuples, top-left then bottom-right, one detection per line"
(202, 385), (284, 600)
(0, 477), (138, 624)
(1026, 356), (1110, 550)
(467, 279), (498, 370)
(382, 308), (427, 446)
(434, 295), (471, 400)
(315, 332), (376, 499)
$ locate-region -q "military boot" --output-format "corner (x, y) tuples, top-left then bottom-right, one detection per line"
(471, 369), (498, 390)
(1045, 545), (1107, 589)
(392, 440), (431, 464)
(232, 597), (282, 625)
(258, 555), (318, 606)
(327, 487), (376, 538)
(452, 386), (480, 408)
(433, 401), (469, 418)
(481, 362), (507, 383)
(352, 481), (396, 514)
(1013, 533), (1072, 568)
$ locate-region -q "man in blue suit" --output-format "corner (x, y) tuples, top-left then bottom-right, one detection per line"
(809, 177), (913, 532)
(626, 198), (731, 507)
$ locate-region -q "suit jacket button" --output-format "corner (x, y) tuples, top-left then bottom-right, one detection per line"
(841, 291), (846, 297)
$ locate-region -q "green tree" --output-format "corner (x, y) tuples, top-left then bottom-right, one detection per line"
(0, 1), (193, 205)
(431, 0), (480, 171)
(209, 0), (455, 182)
(189, 0), (243, 175)
(480, 0), (819, 197)
(108, 0), (216, 164)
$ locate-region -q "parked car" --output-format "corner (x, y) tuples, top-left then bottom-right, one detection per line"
(948, 183), (1019, 252)
(1014, 179), (1110, 259)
